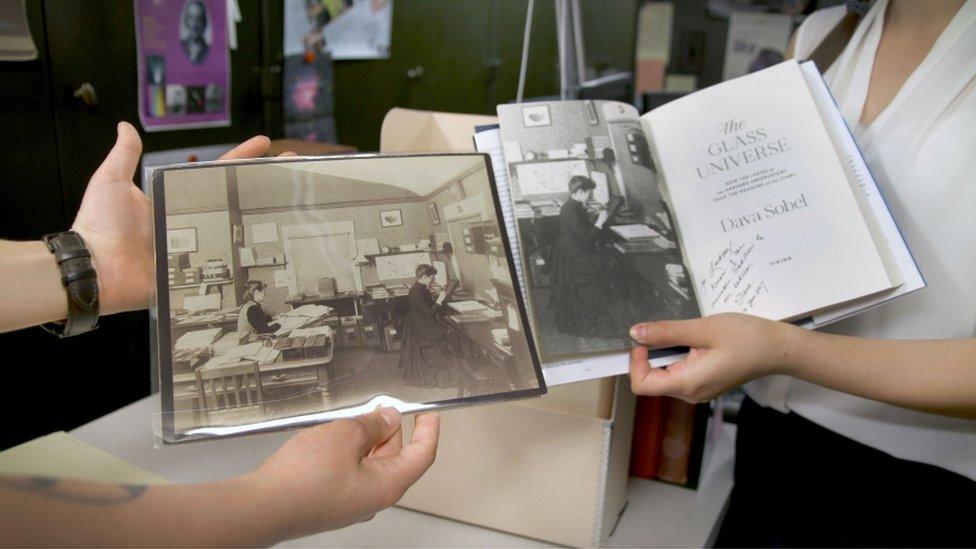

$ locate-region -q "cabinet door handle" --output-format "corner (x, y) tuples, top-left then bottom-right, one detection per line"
(73, 82), (98, 107)
(406, 65), (425, 79)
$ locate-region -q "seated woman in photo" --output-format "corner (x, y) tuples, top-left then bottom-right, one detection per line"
(549, 175), (616, 338)
(399, 264), (453, 387)
(237, 280), (280, 340)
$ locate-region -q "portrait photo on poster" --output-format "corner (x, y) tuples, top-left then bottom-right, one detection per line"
(149, 153), (546, 443)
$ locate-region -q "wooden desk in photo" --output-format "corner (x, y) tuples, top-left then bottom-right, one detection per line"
(441, 314), (527, 394)
(442, 315), (511, 364)
(171, 354), (333, 431)
(605, 238), (692, 313)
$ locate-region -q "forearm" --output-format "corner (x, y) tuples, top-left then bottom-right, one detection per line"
(0, 240), (69, 333)
(777, 325), (976, 419)
(0, 475), (285, 547)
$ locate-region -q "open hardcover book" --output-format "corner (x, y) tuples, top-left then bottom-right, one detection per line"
(480, 60), (924, 385)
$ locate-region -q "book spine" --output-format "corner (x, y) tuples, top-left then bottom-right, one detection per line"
(655, 397), (698, 485)
(629, 396), (665, 479)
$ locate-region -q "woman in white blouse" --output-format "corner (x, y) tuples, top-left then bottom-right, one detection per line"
(629, 0), (975, 545)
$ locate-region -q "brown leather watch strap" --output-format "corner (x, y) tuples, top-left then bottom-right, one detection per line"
(41, 231), (100, 337)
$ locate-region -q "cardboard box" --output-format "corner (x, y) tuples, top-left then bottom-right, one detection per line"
(274, 337), (306, 362)
(382, 323), (400, 352)
(383, 108), (636, 547)
(303, 334), (330, 359)
(402, 377), (633, 547)
(361, 323), (381, 347)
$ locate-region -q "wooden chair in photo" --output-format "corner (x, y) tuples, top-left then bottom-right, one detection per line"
(195, 360), (267, 425)
(317, 333), (337, 403)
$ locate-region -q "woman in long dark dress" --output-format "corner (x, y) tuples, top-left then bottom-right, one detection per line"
(398, 264), (453, 387)
(549, 175), (616, 338)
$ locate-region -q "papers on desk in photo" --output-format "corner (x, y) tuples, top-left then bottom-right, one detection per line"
(274, 304), (334, 336)
(199, 341), (281, 371)
(174, 327), (223, 351)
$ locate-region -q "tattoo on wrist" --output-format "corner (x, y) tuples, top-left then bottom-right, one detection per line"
(0, 476), (148, 506)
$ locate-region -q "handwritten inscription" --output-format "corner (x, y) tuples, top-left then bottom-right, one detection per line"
(698, 234), (769, 313)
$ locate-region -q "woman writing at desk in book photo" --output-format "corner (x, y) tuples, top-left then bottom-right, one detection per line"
(628, 0), (975, 546)
(0, 123), (440, 546)
(550, 175), (614, 338)
(238, 280), (280, 340)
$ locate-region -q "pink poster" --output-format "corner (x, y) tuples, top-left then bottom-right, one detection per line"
(135, 0), (231, 131)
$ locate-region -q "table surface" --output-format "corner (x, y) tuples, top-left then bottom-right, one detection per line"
(71, 397), (735, 548)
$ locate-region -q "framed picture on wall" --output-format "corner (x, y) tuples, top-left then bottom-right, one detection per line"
(428, 203), (440, 225)
(166, 227), (197, 253)
(522, 104), (551, 127)
(380, 209), (403, 227)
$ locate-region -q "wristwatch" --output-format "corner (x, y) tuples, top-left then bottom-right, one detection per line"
(41, 231), (100, 337)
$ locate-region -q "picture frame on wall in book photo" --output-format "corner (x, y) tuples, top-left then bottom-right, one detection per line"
(380, 208), (403, 227)
(166, 227), (198, 253)
(149, 153), (546, 443)
(522, 104), (551, 127)
(428, 203), (440, 225)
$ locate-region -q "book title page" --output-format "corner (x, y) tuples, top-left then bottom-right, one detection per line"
(644, 61), (892, 319)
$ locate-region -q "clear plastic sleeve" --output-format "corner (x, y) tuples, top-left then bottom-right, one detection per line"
(149, 153), (546, 444)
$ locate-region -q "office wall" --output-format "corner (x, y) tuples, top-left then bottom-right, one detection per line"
(429, 180), (466, 222)
(235, 166), (418, 210)
(240, 200), (435, 312)
(163, 167), (229, 213)
(499, 101), (611, 157)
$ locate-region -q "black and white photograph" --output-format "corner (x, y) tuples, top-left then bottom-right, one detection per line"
(497, 100), (699, 361)
(186, 85), (206, 113)
(146, 55), (166, 85)
(152, 154), (544, 442)
(180, 0), (211, 65)
(165, 84), (187, 115)
(204, 83), (224, 113)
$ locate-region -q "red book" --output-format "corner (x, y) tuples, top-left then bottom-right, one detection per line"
(629, 396), (666, 479)
(656, 398), (698, 486)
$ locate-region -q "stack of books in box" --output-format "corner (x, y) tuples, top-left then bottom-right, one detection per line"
(388, 284), (409, 297)
(513, 202), (534, 219)
(432, 233), (450, 252)
(202, 258), (229, 280)
(587, 135), (612, 157)
(182, 267), (201, 284)
(368, 285), (390, 299)
(530, 200), (561, 217)
(167, 266), (183, 286)
(167, 253), (190, 285)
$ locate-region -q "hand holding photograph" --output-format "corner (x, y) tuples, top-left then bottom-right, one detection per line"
(150, 153), (545, 443)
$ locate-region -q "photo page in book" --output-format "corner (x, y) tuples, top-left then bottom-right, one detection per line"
(150, 153), (546, 443)
(497, 101), (700, 363)
(642, 60), (897, 321)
